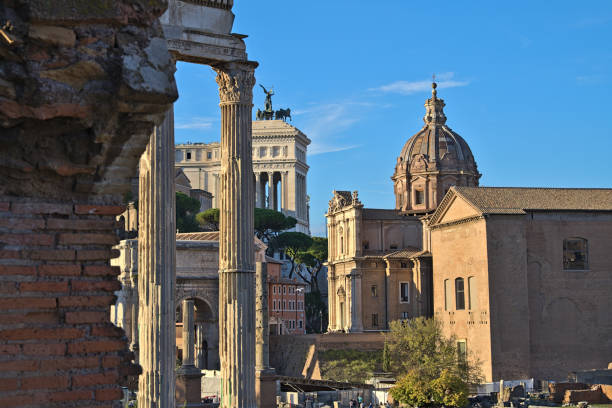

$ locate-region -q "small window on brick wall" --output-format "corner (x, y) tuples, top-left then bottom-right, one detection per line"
(372, 313), (378, 327)
(563, 237), (588, 270)
(371, 285), (377, 297)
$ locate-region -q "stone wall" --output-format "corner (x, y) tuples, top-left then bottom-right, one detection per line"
(0, 0), (177, 406)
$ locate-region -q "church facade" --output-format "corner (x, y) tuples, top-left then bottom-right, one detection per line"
(325, 83), (612, 381)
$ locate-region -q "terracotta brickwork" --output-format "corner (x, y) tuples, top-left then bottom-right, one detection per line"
(0, 199), (138, 407)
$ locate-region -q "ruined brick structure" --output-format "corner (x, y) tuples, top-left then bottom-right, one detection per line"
(0, 0), (177, 406)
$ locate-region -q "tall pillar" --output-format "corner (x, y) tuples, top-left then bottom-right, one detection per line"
(214, 61), (257, 408)
(267, 172), (275, 210)
(256, 262), (276, 408)
(183, 300), (195, 366)
(280, 171), (287, 212)
(130, 287), (139, 362)
(177, 299), (202, 407)
(137, 107), (176, 408)
(255, 172), (261, 208)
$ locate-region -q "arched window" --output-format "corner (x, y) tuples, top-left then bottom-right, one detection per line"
(455, 278), (465, 310)
(444, 279), (452, 311)
(468, 276), (478, 310)
(563, 237), (588, 270)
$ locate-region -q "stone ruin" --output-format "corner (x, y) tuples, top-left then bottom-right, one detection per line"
(0, 0), (265, 407)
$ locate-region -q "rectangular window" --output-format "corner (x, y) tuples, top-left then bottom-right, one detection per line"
(415, 189), (424, 205)
(400, 282), (409, 303)
(273, 286), (276, 294)
(401, 312), (409, 319)
(283, 301), (286, 310)
(468, 277), (478, 310)
(259, 147), (266, 157)
(186, 151), (192, 160)
(283, 286), (286, 294)
(206, 151), (212, 159)
(371, 285), (377, 297)
(400, 262), (408, 268)
(563, 238), (588, 270)
(444, 279), (452, 311)
(273, 300), (276, 310)
(299, 320), (303, 329)
(457, 340), (467, 363)
(455, 278), (465, 310)
(372, 313), (378, 327)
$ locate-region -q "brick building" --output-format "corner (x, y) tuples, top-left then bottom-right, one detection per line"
(267, 258), (306, 335)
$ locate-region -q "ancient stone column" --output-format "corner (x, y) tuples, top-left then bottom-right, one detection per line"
(255, 262), (270, 371)
(256, 262), (276, 408)
(176, 299), (202, 407)
(213, 61), (257, 408)
(183, 299), (195, 366)
(137, 107), (176, 408)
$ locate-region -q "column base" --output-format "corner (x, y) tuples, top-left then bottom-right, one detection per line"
(256, 368), (277, 408)
(176, 365), (203, 407)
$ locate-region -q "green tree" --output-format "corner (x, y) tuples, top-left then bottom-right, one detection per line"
(254, 208), (296, 244)
(274, 231), (312, 277)
(176, 192), (201, 233)
(386, 317), (482, 407)
(195, 208), (219, 230)
(382, 340), (391, 373)
(294, 237), (327, 292)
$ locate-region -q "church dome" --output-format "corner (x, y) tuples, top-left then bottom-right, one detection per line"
(392, 82), (480, 213)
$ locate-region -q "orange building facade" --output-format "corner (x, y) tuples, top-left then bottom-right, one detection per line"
(267, 258), (306, 335)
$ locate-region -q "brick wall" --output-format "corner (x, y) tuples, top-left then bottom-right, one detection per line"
(0, 198), (137, 407)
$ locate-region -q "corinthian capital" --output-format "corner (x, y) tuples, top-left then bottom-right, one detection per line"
(214, 62), (258, 105)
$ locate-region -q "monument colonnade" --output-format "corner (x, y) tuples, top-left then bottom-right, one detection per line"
(255, 170), (289, 211)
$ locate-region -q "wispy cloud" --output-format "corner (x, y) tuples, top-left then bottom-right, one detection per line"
(370, 72), (469, 95)
(175, 117), (216, 130)
(296, 101), (377, 155)
(572, 16), (612, 28)
(576, 74), (606, 84)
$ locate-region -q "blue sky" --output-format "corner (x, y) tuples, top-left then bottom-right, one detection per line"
(174, 1), (612, 237)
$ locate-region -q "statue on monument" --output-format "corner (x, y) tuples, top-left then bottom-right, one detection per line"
(256, 84), (292, 121)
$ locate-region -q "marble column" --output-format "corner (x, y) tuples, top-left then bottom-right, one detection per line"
(267, 172), (275, 210)
(130, 287), (139, 363)
(255, 172), (261, 208)
(177, 299), (202, 407)
(213, 61), (257, 408)
(137, 107), (176, 408)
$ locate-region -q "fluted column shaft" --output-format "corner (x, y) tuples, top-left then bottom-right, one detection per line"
(255, 262), (270, 370)
(214, 62), (257, 408)
(182, 299), (195, 366)
(137, 107), (176, 408)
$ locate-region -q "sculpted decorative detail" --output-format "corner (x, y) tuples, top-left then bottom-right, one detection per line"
(214, 63), (256, 104)
(180, 0), (233, 9)
(328, 190), (362, 213)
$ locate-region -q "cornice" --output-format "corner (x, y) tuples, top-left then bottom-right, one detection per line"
(429, 215), (485, 230)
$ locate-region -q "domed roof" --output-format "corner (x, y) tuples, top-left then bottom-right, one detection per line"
(396, 83), (478, 174)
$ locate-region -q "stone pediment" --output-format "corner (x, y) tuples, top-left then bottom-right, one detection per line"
(429, 188), (482, 227)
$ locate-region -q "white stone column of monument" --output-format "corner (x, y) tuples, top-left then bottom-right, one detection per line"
(267, 171), (275, 210)
(214, 61), (257, 408)
(255, 172), (261, 208)
(280, 171), (287, 213)
(137, 106), (176, 408)
(130, 288), (139, 363)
